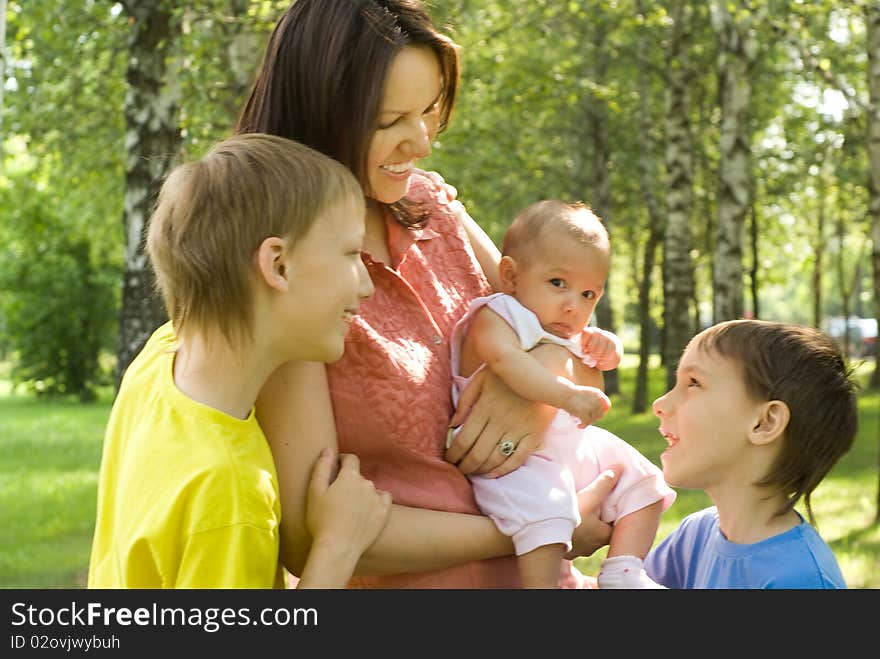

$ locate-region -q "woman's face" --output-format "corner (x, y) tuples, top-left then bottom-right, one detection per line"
(366, 45), (443, 203)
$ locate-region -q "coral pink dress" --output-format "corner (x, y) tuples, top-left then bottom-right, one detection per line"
(327, 174), (589, 588)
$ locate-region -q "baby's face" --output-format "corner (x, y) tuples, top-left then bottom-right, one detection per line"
(511, 237), (609, 339)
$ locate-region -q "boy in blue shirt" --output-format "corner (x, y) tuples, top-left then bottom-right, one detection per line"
(646, 319), (857, 588)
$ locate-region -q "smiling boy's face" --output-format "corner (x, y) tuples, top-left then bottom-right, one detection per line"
(280, 195), (373, 363)
(651, 341), (765, 491)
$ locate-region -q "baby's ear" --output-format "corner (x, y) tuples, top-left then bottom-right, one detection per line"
(748, 400), (790, 446)
(256, 236), (289, 292)
(498, 255), (518, 294)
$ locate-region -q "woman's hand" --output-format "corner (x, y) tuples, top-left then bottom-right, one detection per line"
(417, 168), (458, 203)
(565, 466), (620, 559)
(445, 368), (557, 478)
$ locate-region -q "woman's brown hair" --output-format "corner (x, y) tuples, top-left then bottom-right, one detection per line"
(235, 0), (459, 228)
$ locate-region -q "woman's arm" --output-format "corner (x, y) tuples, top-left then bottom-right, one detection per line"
(257, 359), (513, 577)
(449, 200), (502, 292)
(416, 169), (501, 291)
(298, 450), (392, 588)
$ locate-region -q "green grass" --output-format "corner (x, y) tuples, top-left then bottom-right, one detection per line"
(0, 358), (878, 588)
(0, 384), (112, 587)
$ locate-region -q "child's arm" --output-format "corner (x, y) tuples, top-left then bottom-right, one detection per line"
(298, 450), (392, 588)
(581, 327), (623, 371)
(469, 308), (611, 428)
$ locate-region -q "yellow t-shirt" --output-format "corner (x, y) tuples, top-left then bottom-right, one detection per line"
(88, 322), (284, 588)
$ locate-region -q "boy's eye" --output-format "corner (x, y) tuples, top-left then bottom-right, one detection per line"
(688, 377), (700, 388)
(549, 278), (565, 288)
(582, 290), (596, 300)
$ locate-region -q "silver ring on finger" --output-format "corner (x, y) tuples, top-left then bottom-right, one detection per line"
(498, 439), (516, 457)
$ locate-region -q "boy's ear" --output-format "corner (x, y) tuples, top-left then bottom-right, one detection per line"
(498, 255), (518, 294)
(256, 236), (290, 292)
(748, 400), (790, 446)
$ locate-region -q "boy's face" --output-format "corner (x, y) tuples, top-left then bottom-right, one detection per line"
(502, 235), (608, 339)
(282, 195), (373, 363)
(651, 342), (764, 491)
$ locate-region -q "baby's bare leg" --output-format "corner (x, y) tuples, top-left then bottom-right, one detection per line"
(518, 543), (567, 589)
(598, 501), (666, 589)
(607, 500), (663, 558)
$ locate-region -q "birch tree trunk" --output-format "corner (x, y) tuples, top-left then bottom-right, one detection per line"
(582, 25), (620, 395)
(868, 6), (880, 397)
(662, 1), (696, 390)
(710, 1), (757, 322)
(633, 1), (664, 413)
(115, 0), (182, 388)
(812, 167), (826, 329)
(0, 0), (6, 168)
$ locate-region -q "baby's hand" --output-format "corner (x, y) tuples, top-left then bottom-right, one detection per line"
(562, 386), (611, 428)
(306, 450), (392, 559)
(581, 327), (623, 371)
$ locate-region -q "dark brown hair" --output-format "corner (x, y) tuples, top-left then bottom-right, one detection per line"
(690, 319), (859, 524)
(235, 0), (459, 228)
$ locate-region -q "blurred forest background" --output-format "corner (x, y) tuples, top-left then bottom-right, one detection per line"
(1, 0), (879, 586)
(2, 0), (879, 405)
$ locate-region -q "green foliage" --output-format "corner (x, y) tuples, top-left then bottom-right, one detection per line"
(0, 177), (118, 401)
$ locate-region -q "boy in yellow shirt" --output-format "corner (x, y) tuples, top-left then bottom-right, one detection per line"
(88, 134), (389, 588)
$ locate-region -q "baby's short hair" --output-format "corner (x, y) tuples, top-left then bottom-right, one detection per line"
(147, 133), (362, 345)
(501, 199), (608, 264)
(690, 319), (859, 523)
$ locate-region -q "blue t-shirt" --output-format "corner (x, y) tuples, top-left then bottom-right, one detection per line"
(645, 506), (846, 589)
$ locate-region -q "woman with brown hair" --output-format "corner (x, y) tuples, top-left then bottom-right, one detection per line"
(238, 0), (617, 588)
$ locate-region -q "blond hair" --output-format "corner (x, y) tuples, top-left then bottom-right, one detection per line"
(147, 133), (362, 345)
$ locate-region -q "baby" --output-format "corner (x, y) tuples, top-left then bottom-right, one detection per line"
(450, 200), (675, 588)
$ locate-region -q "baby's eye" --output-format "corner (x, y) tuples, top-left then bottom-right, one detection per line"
(582, 290), (596, 300)
(688, 377), (700, 388)
(549, 278), (565, 288)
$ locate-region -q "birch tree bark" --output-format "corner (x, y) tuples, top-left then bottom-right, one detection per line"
(115, 0), (182, 388)
(868, 5), (880, 397)
(633, 0), (665, 413)
(662, 0), (696, 390)
(0, 0), (6, 168)
(581, 19), (620, 395)
(709, 1), (758, 322)
(812, 166), (827, 329)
